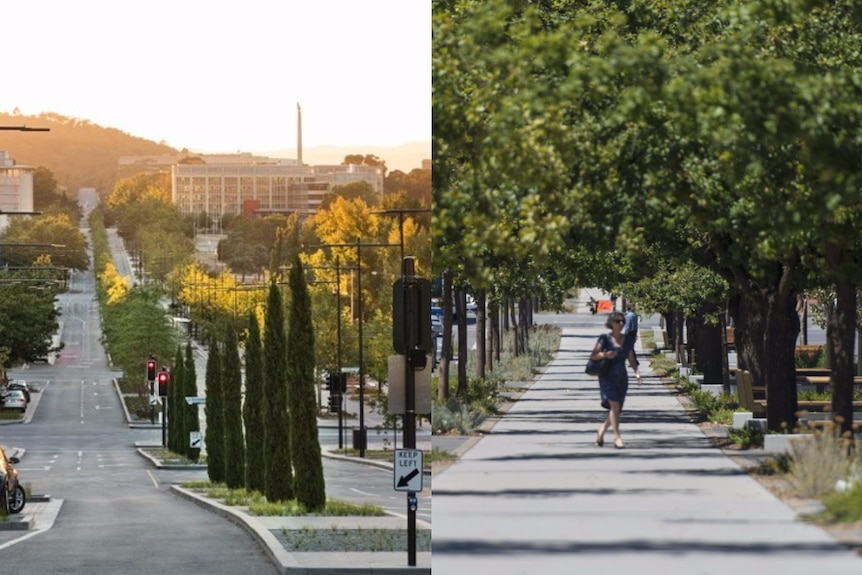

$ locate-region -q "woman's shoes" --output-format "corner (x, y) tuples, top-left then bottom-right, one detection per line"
(614, 438), (625, 449)
(595, 432), (604, 447)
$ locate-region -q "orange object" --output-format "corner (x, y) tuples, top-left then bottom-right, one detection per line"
(597, 300), (612, 312)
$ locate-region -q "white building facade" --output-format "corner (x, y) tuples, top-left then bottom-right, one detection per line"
(171, 159), (382, 221)
(0, 151), (35, 232)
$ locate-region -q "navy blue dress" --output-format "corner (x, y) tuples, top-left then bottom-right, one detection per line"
(597, 333), (633, 410)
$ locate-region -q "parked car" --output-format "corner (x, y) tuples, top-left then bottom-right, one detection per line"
(431, 316), (443, 339)
(0, 444), (25, 514)
(7, 381), (30, 403)
(1, 389), (27, 413)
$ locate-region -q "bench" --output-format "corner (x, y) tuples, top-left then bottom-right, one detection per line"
(793, 400), (862, 412)
(802, 375), (862, 394)
(736, 370), (860, 415)
(736, 370), (766, 416)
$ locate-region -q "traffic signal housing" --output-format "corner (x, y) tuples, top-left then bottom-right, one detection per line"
(328, 394), (341, 414)
(147, 357), (157, 382)
(157, 369), (170, 396)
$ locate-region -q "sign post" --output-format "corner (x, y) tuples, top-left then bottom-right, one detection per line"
(392, 256), (430, 567)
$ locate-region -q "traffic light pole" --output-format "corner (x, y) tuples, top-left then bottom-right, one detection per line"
(162, 402), (167, 448)
(402, 257), (418, 567)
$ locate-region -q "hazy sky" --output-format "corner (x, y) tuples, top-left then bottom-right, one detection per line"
(1, 1), (430, 153)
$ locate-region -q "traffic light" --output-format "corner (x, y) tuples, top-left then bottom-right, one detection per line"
(157, 369), (170, 396)
(146, 357), (157, 382)
(328, 394), (340, 414)
(326, 373), (334, 392)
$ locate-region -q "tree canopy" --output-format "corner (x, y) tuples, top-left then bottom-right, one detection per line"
(433, 0), (862, 430)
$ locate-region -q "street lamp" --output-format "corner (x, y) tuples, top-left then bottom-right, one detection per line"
(311, 239), (400, 458)
(0, 125), (50, 132)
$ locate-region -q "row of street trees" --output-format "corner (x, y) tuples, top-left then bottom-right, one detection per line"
(199, 260), (325, 510)
(434, 0), (862, 432)
(0, 186), (89, 372)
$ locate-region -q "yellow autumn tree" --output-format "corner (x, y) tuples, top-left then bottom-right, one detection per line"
(99, 261), (130, 305)
(177, 262), (266, 326)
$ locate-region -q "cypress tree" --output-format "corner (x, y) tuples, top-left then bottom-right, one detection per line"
(184, 341), (201, 462)
(243, 311), (266, 492)
(170, 345), (185, 454)
(205, 333), (225, 483)
(222, 324), (245, 489)
(287, 258), (326, 511)
(263, 281), (293, 502)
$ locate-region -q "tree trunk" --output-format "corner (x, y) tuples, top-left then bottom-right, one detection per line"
(519, 297), (529, 355)
(456, 287), (468, 398)
(475, 291), (486, 380)
(673, 311), (685, 365)
(756, 275), (801, 431)
(719, 312), (731, 395)
(797, 295), (808, 345)
(489, 298), (500, 367)
(438, 269), (453, 401)
(510, 300), (521, 357)
(691, 305), (723, 383)
(827, 266), (857, 437)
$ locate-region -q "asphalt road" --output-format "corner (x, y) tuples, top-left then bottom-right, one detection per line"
(0, 264), (279, 573)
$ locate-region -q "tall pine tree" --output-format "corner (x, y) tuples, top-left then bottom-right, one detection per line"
(169, 345), (185, 454)
(287, 257), (326, 511)
(204, 333), (225, 483)
(184, 341), (201, 462)
(222, 324), (246, 489)
(263, 281), (293, 501)
(243, 311), (266, 492)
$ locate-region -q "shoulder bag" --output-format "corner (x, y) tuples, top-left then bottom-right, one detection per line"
(585, 334), (610, 376)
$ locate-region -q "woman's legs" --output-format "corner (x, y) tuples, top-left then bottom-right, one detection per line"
(608, 400), (624, 447)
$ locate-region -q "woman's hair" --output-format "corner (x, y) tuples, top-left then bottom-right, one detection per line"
(605, 311), (625, 329)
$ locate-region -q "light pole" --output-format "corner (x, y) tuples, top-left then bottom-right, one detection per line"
(312, 239), (399, 458)
(0, 125), (50, 132)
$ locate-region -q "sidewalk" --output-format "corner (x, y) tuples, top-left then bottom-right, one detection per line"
(432, 314), (862, 575)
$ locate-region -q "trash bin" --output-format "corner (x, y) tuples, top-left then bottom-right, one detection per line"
(352, 427), (367, 451)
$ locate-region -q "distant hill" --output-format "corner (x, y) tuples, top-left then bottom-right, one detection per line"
(0, 111), (178, 195)
(253, 142), (430, 174)
(0, 111), (430, 196)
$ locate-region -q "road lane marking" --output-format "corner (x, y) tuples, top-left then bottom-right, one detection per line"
(146, 470), (159, 488)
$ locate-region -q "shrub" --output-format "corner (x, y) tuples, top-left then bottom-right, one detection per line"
(819, 479), (862, 523)
(787, 428), (854, 499)
(795, 347), (825, 368)
(431, 400), (489, 435)
(728, 426), (764, 449)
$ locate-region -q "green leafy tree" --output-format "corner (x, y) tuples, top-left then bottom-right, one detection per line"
(204, 334), (225, 483)
(2, 210), (89, 270)
(99, 286), (176, 377)
(263, 282), (293, 501)
(169, 345), (185, 454)
(243, 311), (266, 492)
(0, 283), (60, 366)
(287, 257), (325, 511)
(222, 324), (246, 489)
(184, 341), (201, 462)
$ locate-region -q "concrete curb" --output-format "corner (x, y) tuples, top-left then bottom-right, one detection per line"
(171, 486), (431, 574)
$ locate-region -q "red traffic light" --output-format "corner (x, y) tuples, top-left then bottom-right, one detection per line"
(157, 369), (170, 396)
(146, 359), (157, 382)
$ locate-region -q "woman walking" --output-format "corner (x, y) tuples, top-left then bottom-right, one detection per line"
(590, 311), (642, 448)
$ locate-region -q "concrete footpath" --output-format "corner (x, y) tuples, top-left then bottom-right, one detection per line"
(432, 315), (862, 575)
